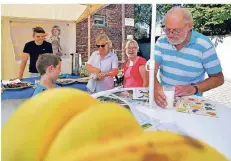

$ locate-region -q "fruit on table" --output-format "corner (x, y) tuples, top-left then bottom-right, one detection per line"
(2, 88), (228, 161)
(52, 131), (228, 161)
(2, 88), (99, 161)
(44, 103), (142, 161)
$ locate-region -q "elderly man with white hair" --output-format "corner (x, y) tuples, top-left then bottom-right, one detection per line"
(154, 7), (224, 108)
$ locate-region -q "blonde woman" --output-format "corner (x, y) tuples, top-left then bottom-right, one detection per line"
(86, 34), (119, 93)
(123, 40), (149, 88)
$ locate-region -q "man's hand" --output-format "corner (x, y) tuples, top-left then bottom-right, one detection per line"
(175, 85), (195, 97)
(18, 74), (23, 80)
(18, 76), (23, 80)
(154, 84), (167, 108)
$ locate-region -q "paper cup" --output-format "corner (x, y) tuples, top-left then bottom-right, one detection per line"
(163, 86), (175, 109)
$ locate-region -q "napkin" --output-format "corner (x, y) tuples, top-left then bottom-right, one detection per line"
(86, 73), (97, 93)
(2, 79), (21, 85)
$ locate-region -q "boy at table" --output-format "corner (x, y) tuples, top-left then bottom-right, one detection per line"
(32, 54), (61, 96)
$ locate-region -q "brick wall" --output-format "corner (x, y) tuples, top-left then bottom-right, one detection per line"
(76, 4), (134, 63)
(76, 19), (88, 61)
(125, 4), (134, 37)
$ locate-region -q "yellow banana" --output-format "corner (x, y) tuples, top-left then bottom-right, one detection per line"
(4, 88), (226, 161)
(44, 103), (143, 161)
(52, 131), (228, 161)
(2, 88), (99, 161)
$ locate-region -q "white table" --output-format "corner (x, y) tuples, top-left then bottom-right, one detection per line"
(1, 99), (27, 126)
(137, 101), (231, 160)
(92, 88), (231, 161)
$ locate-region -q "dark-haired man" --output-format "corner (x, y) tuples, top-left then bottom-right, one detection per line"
(18, 27), (53, 79)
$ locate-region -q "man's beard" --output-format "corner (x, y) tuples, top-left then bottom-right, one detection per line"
(167, 32), (188, 45)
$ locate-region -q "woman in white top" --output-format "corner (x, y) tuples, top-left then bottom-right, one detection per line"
(86, 34), (119, 93)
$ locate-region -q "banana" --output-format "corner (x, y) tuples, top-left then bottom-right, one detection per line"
(4, 88), (226, 161)
(44, 103), (143, 161)
(2, 88), (99, 161)
(51, 131), (228, 161)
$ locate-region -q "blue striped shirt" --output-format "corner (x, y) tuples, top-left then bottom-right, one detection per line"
(155, 30), (222, 93)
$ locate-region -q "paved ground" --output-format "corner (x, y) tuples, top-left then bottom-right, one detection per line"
(203, 80), (231, 109)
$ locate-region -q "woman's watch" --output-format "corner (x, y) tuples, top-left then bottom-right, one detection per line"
(191, 83), (199, 95)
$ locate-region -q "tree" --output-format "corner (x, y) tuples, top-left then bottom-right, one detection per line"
(134, 4), (152, 40)
(134, 4), (231, 46)
(156, 4), (231, 46)
(156, 4), (231, 36)
(189, 4), (231, 36)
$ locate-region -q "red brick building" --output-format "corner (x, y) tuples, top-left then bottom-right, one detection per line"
(76, 4), (134, 63)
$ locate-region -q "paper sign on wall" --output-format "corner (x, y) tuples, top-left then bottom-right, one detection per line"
(125, 18), (134, 27)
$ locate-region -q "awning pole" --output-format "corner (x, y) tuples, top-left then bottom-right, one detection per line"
(146, 3), (157, 108)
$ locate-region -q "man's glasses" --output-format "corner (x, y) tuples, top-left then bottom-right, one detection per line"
(163, 24), (187, 35)
(96, 43), (107, 48)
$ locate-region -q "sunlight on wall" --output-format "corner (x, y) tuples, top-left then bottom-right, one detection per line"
(1, 18), (29, 80)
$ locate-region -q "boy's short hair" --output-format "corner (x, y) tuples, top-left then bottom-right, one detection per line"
(36, 54), (60, 75)
(32, 27), (45, 34)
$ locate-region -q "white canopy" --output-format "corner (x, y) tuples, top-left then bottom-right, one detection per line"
(1, 4), (105, 22)
(1, 4), (105, 79)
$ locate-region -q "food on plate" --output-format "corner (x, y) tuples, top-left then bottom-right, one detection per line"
(56, 79), (75, 84)
(3, 82), (30, 89)
(76, 77), (89, 83)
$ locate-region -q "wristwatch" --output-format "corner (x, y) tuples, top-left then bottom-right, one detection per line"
(191, 84), (199, 95)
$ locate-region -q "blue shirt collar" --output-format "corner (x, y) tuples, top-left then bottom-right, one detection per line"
(188, 30), (197, 45)
(97, 51), (113, 59)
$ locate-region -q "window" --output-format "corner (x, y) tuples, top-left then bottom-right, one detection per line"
(94, 15), (106, 26)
